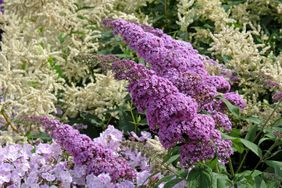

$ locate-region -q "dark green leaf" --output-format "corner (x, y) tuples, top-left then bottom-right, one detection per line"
(265, 160), (282, 169)
(187, 166), (212, 188)
(153, 175), (175, 188)
(236, 170), (262, 187)
(221, 98), (240, 118)
(222, 55), (232, 63)
(240, 138), (262, 158)
(163, 178), (183, 188)
(272, 117), (282, 127)
(222, 134), (262, 157)
(254, 176), (266, 188)
(163, 147), (180, 164)
(258, 137), (272, 145)
(27, 132), (51, 142)
(222, 133), (245, 153)
(245, 124), (258, 141)
(164, 154), (180, 165)
(212, 173), (230, 188)
(245, 116), (262, 125)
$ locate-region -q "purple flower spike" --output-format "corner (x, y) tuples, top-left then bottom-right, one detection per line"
(107, 19), (237, 166)
(26, 116), (136, 181)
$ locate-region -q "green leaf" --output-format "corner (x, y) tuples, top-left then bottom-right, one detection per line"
(222, 55), (232, 63)
(164, 154), (180, 165)
(27, 132), (51, 142)
(272, 117), (282, 127)
(236, 170), (262, 187)
(254, 176), (267, 188)
(207, 157), (219, 171)
(245, 116), (262, 125)
(212, 173), (230, 188)
(58, 33), (67, 44)
(162, 147), (180, 164)
(222, 133), (245, 153)
(265, 160), (282, 169)
(245, 124), (258, 141)
(153, 175), (175, 188)
(221, 98), (240, 118)
(233, 141), (245, 153)
(163, 178), (183, 188)
(48, 56), (63, 78)
(240, 138), (262, 158)
(187, 166), (212, 188)
(258, 137), (272, 145)
(222, 134), (262, 157)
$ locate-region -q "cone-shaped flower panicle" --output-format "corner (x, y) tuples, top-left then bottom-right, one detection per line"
(25, 116), (136, 181)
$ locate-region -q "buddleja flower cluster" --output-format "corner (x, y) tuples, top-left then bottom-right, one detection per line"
(26, 116), (136, 182)
(105, 19), (246, 166)
(2, 117), (177, 187)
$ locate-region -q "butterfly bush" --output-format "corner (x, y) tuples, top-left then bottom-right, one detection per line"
(24, 116), (136, 182)
(111, 59), (232, 166)
(4, 117), (180, 187)
(104, 19), (247, 165)
(104, 19), (245, 108)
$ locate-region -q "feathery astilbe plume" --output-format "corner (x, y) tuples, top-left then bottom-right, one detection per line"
(112, 60), (233, 166)
(24, 116), (136, 181)
(62, 72), (127, 120)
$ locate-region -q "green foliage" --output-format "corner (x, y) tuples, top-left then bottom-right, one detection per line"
(187, 166), (213, 188)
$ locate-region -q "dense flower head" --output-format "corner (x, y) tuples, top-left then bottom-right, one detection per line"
(25, 116), (136, 181)
(216, 140), (233, 163)
(129, 77), (179, 112)
(146, 93), (198, 131)
(206, 76), (231, 93)
(105, 19), (241, 110)
(223, 92), (246, 109)
(105, 19), (207, 76)
(202, 92), (246, 113)
(112, 59), (233, 166)
(107, 19), (236, 166)
(180, 141), (215, 166)
(212, 112), (232, 132)
(157, 121), (186, 149)
(112, 60), (155, 82)
(0, 143), (72, 187)
(185, 114), (216, 142)
(172, 71), (218, 105)
(94, 125), (123, 151)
